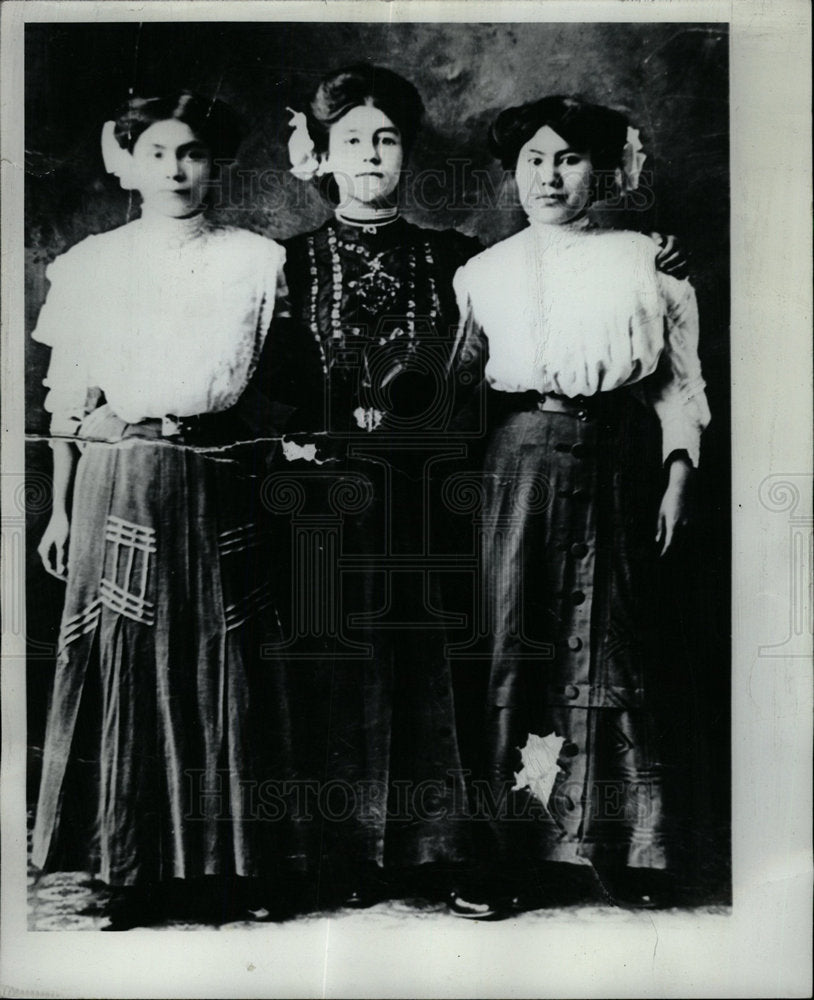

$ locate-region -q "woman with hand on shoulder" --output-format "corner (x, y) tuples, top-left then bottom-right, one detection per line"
(448, 96), (711, 916)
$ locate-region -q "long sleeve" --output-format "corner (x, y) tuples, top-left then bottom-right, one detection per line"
(263, 235), (327, 432)
(449, 265), (490, 401)
(445, 268), (491, 435)
(643, 273), (711, 467)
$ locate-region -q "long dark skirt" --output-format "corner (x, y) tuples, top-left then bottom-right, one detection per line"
(266, 449), (469, 891)
(478, 390), (672, 878)
(32, 413), (292, 887)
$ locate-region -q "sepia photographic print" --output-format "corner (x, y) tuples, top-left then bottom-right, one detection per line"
(1, 1), (811, 997)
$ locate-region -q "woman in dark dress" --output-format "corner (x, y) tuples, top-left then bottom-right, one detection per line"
(447, 96), (711, 915)
(265, 64), (481, 909)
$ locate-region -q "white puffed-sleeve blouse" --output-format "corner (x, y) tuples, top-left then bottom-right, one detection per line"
(32, 213), (288, 435)
(452, 221), (711, 466)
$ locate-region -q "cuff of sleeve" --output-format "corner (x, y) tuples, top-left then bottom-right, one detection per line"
(661, 418), (701, 468)
(49, 414), (83, 440)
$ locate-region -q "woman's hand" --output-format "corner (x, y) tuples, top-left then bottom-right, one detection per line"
(38, 510), (70, 580)
(651, 232), (689, 281)
(656, 455), (695, 556)
(78, 403), (124, 442)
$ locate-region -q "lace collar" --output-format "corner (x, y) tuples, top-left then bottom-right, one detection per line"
(135, 209), (210, 246)
(528, 213), (595, 243)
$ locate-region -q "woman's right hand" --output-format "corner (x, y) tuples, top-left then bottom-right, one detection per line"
(651, 232), (689, 281)
(38, 510), (70, 580)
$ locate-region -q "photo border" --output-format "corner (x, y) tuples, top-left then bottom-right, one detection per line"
(2, 2), (811, 997)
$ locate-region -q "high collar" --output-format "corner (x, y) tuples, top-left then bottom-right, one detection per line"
(136, 209), (209, 245)
(330, 214), (408, 248)
(527, 213), (595, 246)
(333, 204), (400, 232)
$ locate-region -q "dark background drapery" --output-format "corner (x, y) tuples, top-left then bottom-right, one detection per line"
(23, 20), (730, 900)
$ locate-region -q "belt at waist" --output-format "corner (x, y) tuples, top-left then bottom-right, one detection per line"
(76, 402), (267, 449)
(103, 410), (252, 448)
(122, 410), (251, 446)
(490, 389), (603, 421)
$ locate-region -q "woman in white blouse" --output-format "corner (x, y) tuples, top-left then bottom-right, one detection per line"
(31, 93), (290, 928)
(448, 96), (710, 916)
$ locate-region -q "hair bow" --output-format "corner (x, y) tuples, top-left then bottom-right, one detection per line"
(618, 126), (646, 192)
(286, 108), (326, 181)
(101, 120), (137, 190)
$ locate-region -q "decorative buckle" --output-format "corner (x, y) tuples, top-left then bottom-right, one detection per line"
(161, 414), (182, 437)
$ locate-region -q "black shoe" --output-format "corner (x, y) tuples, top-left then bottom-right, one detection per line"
(100, 887), (163, 931)
(603, 868), (677, 909)
(338, 864), (388, 910)
(508, 891), (543, 915)
(244, 873), (314, 922)
(505, 862), (609, 910)
(341, 884), (381, 909)
(245, 901), (297, 923)
(447, 889), (508, 921)
(244, 893), (297, 923)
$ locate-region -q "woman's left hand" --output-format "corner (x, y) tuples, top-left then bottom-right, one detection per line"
(651, 232), (689, 280)
(656, 455), (695, 556)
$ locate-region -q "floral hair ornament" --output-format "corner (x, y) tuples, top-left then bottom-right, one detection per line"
(616, 125), (647, 192)
(101, 120), (137, 190)
(286, 108), (326, 181)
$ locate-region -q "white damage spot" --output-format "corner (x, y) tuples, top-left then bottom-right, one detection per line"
(353, 406), (384, 431)
(282, 439), (323, 464)
(512, 732), (566, 813)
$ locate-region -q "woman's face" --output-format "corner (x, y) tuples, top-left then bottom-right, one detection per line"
(324, 103), (404, 208)
(514, 124), (593, 226)
(130, 119), (212, 217)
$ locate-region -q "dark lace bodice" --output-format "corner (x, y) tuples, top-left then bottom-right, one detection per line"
(270, 217), (480, 436)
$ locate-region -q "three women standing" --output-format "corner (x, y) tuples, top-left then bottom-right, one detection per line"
(31, 78), (707, 926)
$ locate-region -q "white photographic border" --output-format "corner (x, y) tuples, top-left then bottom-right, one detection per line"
(2, 1), (811, 997)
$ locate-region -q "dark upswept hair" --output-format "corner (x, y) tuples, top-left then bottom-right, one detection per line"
(112, 91), (246, 162)
(307, 62), (425, 155)
(489, 95), (629, 174)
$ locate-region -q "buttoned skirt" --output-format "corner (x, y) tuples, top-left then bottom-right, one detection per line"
(478, 389), (671, 872)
